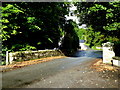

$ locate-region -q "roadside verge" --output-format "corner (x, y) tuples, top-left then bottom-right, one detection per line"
(0, 56), (66, 72)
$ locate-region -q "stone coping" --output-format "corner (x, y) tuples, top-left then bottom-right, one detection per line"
(112, 56), (120, 61)
(10, 49), (57, 54)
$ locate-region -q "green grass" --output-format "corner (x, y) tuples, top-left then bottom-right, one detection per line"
(84, 43), (90, 46)
(91, 46), (102, 50)
(84, 43), (102, 50)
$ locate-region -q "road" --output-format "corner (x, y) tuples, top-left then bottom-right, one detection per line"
(2, 50), (119, 88)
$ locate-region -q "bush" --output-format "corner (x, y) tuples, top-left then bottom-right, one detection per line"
(60, 20), (79, 56)
(113, 42), (120, 57)
(0, 61), (6, 65)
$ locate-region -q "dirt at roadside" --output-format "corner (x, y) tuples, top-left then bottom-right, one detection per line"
(0, 56), (66, 72)
(19, 58), (120, 88)
(91, 59), (120, 72)
(91, 59), (120, 88)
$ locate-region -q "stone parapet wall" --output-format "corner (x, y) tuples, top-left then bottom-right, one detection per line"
(9, 50), (64, 64)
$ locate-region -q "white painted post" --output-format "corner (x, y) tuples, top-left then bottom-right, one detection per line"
(9, 53), (14, 64)
(102, 42), (115, 64)
(6, 51), (9, 65)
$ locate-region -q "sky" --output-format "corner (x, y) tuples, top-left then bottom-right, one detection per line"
(65, 4), (87, 28)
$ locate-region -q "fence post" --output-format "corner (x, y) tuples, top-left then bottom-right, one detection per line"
(6, 51), (9, 65)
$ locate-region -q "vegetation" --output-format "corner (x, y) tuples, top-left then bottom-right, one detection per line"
(60, 20), (79, 56)
(1, 2), (79, 58)
(1, 2), (120, 57)
(75, 2), (120, 48)
(113, 41), (120, 57)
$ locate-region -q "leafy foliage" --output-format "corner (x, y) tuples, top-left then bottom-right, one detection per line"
(113, 41), (120, 57)
(75, 2), (120, 47)
(2, 2), (71, 52)
(60, 20), (79, 56)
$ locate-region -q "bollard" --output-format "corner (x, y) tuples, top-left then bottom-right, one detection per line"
(6, 51), (9, 65)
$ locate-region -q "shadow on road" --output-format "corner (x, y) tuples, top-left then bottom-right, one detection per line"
(72, 50), (103, 59)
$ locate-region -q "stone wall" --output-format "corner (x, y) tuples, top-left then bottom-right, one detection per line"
(8, 50), (64, 64)
(102, 42), (115, 64)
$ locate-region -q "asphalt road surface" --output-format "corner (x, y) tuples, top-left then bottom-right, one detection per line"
(2, 50), (119, 88)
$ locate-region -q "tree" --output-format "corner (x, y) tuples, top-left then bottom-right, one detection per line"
(60, 20), (79, 56)
(75, 2), (120, 47)
(1, 2), (70, 51)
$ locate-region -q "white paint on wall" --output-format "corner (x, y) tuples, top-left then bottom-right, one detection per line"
(112, 59), (120, 67)
(102, 42), (115, 64)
